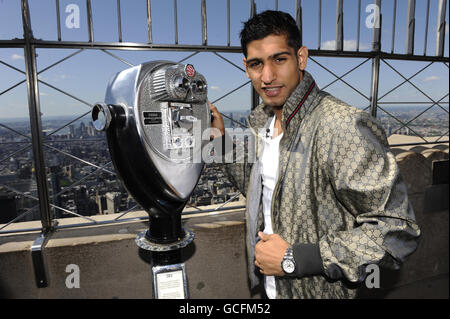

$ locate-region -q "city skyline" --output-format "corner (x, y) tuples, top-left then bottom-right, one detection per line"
(0, 112), (252, 224)
(1, 106), (448, 224)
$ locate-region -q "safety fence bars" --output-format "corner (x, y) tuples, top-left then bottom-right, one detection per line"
(0, 47), (250, 233)
(308, 54), (449, 146)
(0, 50), (250, 233)
(0, 0), (448, 234)
(0, 0), (447, 58)
(377, 59), (449, 144)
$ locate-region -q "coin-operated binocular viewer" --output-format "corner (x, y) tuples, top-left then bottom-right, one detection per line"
(92, 61), (210, 298)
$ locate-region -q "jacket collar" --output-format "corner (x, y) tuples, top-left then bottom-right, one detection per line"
(248, 71), (320, 136)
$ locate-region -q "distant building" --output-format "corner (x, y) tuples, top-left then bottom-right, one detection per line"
(49, 165), (62, 218)
(106, 192), (121, 214)
(196, 197), (212, 206)
(69, 124), (75, 138)
(87, 122), (96, 137)
(79, 122), (86, 137)
(62, 165), (73, 178)
(96, 190), (107, 214)
(0, 189), (17, 224)
(73, 186), (90, 216)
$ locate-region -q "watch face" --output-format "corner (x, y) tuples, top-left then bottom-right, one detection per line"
(282, 259), (295, 274)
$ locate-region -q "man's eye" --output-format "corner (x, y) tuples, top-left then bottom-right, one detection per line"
(275, 57), (286, 63)
(248, 61), (262, 69)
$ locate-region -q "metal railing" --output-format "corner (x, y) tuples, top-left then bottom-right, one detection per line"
(0, 0), (448, 236)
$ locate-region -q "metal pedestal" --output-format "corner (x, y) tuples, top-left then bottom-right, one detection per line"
(136, 227), (194, 299)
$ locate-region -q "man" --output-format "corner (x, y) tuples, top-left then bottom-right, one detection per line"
(209, 10), (420, 299)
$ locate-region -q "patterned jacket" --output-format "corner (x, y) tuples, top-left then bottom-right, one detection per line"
(221, 71), (421, 298)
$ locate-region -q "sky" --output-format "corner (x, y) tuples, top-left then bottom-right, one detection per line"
(0, 0), (448, 121)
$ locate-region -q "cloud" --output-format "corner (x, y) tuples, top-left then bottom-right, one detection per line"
(55, 74), (72, 81)
(321, 40), (336, 50)
(11, 54), (24, 60)
(321, 40), (370, 51)
(423, 76), (440, 82)
(210, 86), (221, 91)
(37, 74), (70, 82)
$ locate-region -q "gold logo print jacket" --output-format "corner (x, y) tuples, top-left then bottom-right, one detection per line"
(220, 71), (421, 299)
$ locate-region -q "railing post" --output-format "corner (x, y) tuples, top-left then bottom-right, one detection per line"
(55, 0), (61, 41)
(406, 0), (416, 55)
(371, 0), (381, 52)
(21, 0), (53, 232)
(147, 0), (153, 44)
(86, 0), (94, 42)
(117, 0), (122, 42)
(174, 0), (178, 45)
(201, 0), (207, 46)
(370, 55), (380, 118)
(435, 0), (447, 57)
(296, 0), (303, 46)
(249, 0), (259, 110)
(336, 0), (344, 51)
(249, 0), (256, 18)
(370, 0), (381, 118)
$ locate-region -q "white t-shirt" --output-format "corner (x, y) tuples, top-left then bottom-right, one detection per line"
(260, 116), (283, 299)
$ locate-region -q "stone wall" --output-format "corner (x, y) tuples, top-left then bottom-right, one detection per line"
(0, 211), (252, 299)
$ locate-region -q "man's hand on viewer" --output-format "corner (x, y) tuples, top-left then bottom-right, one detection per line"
(209, 102), (225, 139)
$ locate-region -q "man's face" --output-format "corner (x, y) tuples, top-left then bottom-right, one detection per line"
(243, 34), (308, 109)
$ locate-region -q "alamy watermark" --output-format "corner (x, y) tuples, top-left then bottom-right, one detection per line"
(365, 264), (380, 289)
(63, 263), (380, 290)
(65, 4), (80, 29)
(65, 263), (80, 289)
(63, 3), (380, 30)
(166, 122), (264, 165)
(365, 4), (381, 29)
(64, 3), (380, 30)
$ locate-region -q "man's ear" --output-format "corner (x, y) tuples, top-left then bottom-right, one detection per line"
(243, 57), (250, 78)
(297, 46), (308, 71)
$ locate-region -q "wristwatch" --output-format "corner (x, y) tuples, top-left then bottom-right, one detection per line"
(281, 246), (296, 275)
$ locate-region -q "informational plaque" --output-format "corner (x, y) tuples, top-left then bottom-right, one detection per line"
(152, 263), (188, 299)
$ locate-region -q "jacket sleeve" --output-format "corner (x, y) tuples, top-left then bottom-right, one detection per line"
(218, 131), (254, 198)
(317, 111), (421, 283)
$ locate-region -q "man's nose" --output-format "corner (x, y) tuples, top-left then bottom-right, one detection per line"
(261, 64), (276, 84)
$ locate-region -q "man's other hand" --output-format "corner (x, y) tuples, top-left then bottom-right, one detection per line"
(254, 232), (289, 276)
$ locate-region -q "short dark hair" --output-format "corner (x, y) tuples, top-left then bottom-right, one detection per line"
(240, 10), (301, 57)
